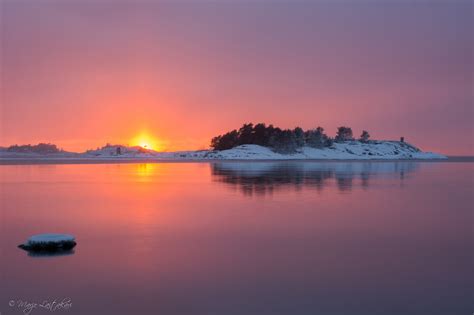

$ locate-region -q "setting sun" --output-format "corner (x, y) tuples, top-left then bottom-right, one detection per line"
(130, 133), (162, 151)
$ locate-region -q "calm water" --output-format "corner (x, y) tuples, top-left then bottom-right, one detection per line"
(1, 161), (472, 315)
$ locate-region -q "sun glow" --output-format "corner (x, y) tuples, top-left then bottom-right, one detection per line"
(140, 142), (150, 149)
(130, 133), (162, 151)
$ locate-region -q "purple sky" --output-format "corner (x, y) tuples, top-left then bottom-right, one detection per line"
(1, 0), (472, 154)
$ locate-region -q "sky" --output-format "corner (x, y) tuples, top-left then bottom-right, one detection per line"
(1, 0), (472, 154)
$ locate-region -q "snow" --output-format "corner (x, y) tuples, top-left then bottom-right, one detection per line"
(1, 141), (447, 161)
(84, 144), (157, 157)
(26, 233), (75, 245)
(176, 142), (447, 160)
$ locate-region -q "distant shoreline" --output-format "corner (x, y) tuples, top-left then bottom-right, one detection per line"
(0, 142), (448, 162)
(1, 156), (472, 165)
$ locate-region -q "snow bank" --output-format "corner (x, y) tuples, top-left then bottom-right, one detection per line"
(175, 141), (447, 160)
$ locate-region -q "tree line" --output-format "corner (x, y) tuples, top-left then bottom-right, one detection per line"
(211, 123), (370, 153)
(6, 143), (62, 154)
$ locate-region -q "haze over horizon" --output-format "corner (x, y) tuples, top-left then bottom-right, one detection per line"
(1, 1), (472, 155)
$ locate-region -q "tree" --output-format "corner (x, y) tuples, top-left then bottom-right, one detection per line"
(268, 127), (282, 149)
(305, 126), (330, 148)
(271, 129), (298, 153)
(264, 124), (276, 146)
(325, 137), (334, 147)
(210, 123), (344, 151)
(211, 135), (222, 150)
(293, 127), (305, 147)
(7, 143), (60, 154)
(210, 130), (239, 150)
(237, 123), (254, 145)
(253, 123), (268, 146)
(359, 130), (370, 143)
(335, 126), (354, 142)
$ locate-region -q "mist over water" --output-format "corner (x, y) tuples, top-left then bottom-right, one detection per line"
(1, 161), (472, 315)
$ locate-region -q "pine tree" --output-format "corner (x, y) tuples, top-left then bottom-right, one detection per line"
(359, 130), (370, 143)
(335, 126), (354, 142)
(293, 127), (305, 147)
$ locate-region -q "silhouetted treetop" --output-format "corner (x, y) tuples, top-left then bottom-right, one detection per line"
(6, 143), (61, 154)
(359, 130), (370, 143)
(335, 126), (354, 142)
(211, 123), (369, 153)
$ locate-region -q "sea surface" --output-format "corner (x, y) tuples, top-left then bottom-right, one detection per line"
(0, 161), (472, 315)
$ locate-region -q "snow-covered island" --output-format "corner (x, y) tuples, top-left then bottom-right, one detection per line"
(183, 142), (446, 160)
(0, 141), (446, 161)
(0, 124), (447, 161)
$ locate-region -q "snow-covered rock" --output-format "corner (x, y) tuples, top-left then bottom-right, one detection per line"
(176, 141), (447, 160)
(84, 144), (157, 157)
(19, 233), (77, 252)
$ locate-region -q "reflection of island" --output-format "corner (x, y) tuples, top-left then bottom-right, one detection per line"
(211, 161), (420, 196)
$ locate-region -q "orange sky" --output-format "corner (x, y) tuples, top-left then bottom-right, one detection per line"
(1, 1), (472, 154)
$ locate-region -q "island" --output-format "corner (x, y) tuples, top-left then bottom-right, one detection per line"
(0, 124), (446, 162)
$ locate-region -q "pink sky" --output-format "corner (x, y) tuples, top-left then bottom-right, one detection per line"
(1, 1), (472, 154)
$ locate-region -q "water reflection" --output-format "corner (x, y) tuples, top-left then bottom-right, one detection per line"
(1, 162), (471, 315)
(23, 249), (75, 258)
(211, 161), (420, 195)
